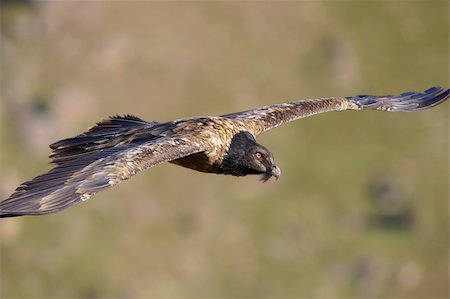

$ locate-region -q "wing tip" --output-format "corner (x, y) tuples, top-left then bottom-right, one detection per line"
(420, 86), (449, 109)
(0, 208), (60, 218)
(352, 86), (449, 112)
(1, 192), (74, 218)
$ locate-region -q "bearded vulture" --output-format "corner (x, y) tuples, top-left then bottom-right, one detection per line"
(1, 87), (448, 217)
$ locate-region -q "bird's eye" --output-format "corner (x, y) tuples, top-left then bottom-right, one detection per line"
(255, 152), (262, 159)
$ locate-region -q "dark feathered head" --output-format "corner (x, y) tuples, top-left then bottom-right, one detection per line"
(221, 131), (280, 182)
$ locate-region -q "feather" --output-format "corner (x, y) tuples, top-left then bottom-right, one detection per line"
(224, 87), (448, 135)
(50, 115), (158, 165)
(1, 138), (203, 217)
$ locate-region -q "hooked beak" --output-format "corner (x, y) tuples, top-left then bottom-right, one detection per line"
(260, 165), (281, 182)
(272, 165), (281, 179)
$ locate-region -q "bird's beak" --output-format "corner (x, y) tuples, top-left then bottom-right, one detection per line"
(271, 165), (281, 180)
(261, 165), (281, 182)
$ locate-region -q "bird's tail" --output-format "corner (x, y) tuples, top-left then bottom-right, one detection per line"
(349, 87), (449, 112)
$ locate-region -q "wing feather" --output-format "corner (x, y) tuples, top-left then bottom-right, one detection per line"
(223, 87), (448, 135)
(222, 97), (356, 135)
(0, 137), (203, 217)
(50, 114), (158, 165)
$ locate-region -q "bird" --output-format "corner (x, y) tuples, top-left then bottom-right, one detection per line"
(0, 87), (448, 218)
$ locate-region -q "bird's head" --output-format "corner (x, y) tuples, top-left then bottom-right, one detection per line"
(221, 131), (280, 182)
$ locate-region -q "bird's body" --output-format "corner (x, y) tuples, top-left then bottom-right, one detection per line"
(1, 87), (448, 217)
(168, 117), (252, 173)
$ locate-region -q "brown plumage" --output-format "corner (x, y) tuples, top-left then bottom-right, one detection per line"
(1, 87), (448, 217)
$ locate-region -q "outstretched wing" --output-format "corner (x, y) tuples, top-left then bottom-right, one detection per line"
(49, 114), (158, 165)
(0, 136), (203, 217)
(223, 87), (449, 136)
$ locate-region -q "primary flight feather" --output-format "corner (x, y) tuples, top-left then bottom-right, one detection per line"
(1, 87), (448, 217)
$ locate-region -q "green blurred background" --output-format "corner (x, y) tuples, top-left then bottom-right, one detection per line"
(0, 1), (448, 298)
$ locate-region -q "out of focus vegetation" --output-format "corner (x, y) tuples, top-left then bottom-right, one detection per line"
(0, 1), (448, 298)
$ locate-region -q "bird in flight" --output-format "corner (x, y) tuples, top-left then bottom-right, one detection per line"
(1, 87), (448, 218)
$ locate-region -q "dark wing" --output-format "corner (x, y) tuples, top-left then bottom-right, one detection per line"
(223, 87), (449, 135)
(0, 136), (204, 217)
(50, 114), (158, 165)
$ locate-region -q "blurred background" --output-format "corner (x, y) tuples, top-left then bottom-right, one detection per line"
(0, 1), (448, 298)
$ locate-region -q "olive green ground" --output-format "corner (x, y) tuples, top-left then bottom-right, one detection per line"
(0, 2), (448, 298)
